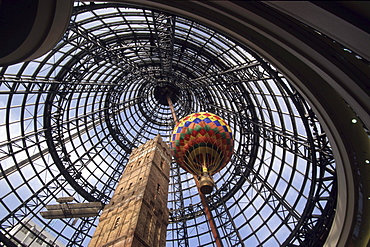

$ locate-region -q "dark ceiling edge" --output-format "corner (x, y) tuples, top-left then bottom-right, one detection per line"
(311, 1), (370, 34)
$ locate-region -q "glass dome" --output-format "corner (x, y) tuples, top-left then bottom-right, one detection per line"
(0, 2), (336, 246)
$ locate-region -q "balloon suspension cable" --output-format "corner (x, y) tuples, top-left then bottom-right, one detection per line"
(167, 96), (223, 247)
(166, 95), (178, 125)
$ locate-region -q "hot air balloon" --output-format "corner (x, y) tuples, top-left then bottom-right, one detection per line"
(170, 112), (234, 194)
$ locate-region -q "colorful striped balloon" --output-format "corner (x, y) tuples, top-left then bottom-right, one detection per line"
(170, 112), (234, 176)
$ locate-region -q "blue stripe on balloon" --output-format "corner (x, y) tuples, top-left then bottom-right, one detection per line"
(193, 118), (201, 123)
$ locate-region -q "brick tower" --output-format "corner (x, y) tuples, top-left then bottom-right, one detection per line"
(88, 135), (171, 247)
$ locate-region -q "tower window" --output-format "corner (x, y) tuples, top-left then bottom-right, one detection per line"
(113, 217), (120, 229)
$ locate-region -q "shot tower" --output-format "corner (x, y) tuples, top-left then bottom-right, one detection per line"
(88, 135), (171, 247)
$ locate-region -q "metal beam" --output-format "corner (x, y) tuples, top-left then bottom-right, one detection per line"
(152, 12), (176, 77)
(41, 202), (102, 219)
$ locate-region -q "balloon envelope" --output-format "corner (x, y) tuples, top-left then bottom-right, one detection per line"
(170, 112), (233, 176)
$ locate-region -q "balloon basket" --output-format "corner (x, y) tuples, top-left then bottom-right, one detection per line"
(199, 175), (215, 194)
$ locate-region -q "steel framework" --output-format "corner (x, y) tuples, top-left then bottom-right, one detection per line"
(0, 2), (336, 247)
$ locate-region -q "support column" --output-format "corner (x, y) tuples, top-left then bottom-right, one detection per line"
(88, 135), (171, 247)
